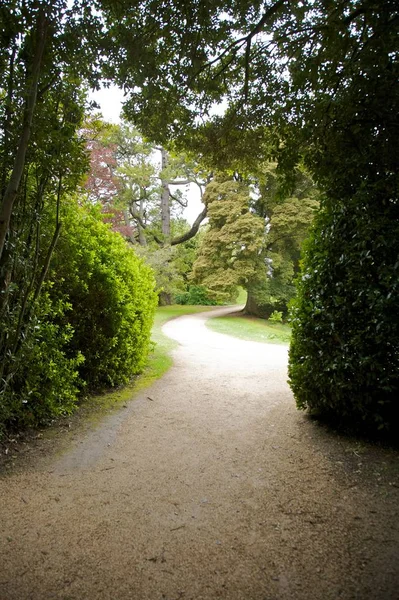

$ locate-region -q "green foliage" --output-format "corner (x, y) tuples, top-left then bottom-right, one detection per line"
(135, 226), (199, 305)
(51, 203), (157, 389)
(193, 177), (266, 302)
(288, 193), (399, 434)
(0, 200), (157, 435)
(0, 290), (84, 431)
(175, 285), (218, 306)
(245, 164), (319, 318)
(269, 310), (283, 324)
(194, 167), (318, 318)
(234, 286), (248, 305)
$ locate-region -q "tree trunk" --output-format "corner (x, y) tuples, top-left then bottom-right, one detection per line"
(0, 11), (48, 262)
(244, 292), (270, 319)
(138, 199), (147, 245)
(160, 148), (170, 243)
(1, 44), (17, 198)
(123, 209), (137, 244)
(158, 291), (173, 306)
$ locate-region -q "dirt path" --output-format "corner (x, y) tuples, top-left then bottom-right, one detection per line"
(1, 307), (398, 600)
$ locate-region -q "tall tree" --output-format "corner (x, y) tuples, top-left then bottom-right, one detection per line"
(83, 121), (209, 249)
(193, 166), (318, 313)
(193, 176), (266, 303)
(244, 163), (319, 317)
(0, 0), (102, 405)
(82, 120), (211, 303)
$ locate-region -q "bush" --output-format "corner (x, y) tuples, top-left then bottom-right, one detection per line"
(51, 203), (157, 389)
(269, 310), (283, 324)
(175, 285), (218, 306)
(288, 192), (399, 435)
(0, 291), (84, 430)
(0, 201), (157, 435)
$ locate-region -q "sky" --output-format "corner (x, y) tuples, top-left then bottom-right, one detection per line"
(88, 86), (205, 226)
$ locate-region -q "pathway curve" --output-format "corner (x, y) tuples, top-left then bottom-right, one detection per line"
(0, 307), (398, 599)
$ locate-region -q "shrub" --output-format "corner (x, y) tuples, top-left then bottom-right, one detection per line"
(175, 285), (218, 306)
(0, 291), (84, 431)
(51, 203), (157, 389)
(0, 201), (157, 435)
(269, 310), (283, 324)
(288, 192), (399, 435)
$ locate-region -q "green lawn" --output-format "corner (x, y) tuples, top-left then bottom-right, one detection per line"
(206, 313), (291, 345)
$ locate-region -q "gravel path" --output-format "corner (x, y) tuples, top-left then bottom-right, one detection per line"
(0, 307), (398, 600)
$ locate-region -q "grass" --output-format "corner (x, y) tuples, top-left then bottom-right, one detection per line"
(206, 312), (291, 345)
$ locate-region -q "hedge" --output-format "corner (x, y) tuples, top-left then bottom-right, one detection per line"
(288, 192), (399, 435)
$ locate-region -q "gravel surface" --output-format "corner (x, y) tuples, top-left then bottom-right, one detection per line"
(0, 307), (398, 600)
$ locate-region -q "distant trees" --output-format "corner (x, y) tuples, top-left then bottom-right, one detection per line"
(83, 119), (210, 304)
(193, 166), (318, 317)
(245, 164), (319, 318)
(192, 176), (266, 304)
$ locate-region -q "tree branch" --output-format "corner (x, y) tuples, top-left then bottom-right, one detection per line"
(191, 0), (286, 84)
(0, 9), (48, 261)
(169, 179), (192, 185)
(244, 37), (251, 101)
(171, 206), (207, 246)
(129, 205), (163, 245)
(169, 192), (188, 207)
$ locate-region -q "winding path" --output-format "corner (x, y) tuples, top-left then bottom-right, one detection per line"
(1, 307), (398, 599)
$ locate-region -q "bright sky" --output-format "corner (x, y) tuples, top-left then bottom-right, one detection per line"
(88, 86), (205, 226)
(89, 85), (125, 123)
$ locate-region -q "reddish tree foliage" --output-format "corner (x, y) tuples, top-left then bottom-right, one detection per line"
(85, 137), (119, 205)
(83, 128), (136, 241)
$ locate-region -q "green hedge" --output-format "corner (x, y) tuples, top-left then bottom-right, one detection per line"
(0, 202), (157, 432)
(51, 204), (157, 389)
(288, 193), (399, 435)
(0, 291), (84, 429)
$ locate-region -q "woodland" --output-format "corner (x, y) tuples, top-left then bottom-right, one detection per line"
(0, 0), (397, 436)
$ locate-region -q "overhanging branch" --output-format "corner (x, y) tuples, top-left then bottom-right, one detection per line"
(171, 206), (207, 246)
(191, 0), (286, 86)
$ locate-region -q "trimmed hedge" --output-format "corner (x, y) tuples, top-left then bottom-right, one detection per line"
(0, 202), (157, 433)
(288, 192), (399, 435)
(51, 204), (157, 389)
